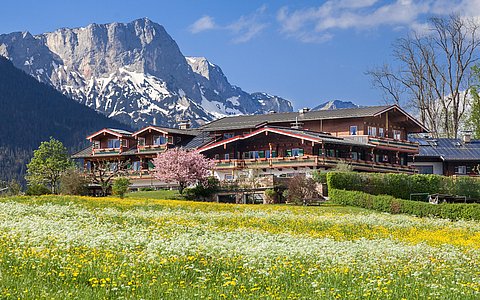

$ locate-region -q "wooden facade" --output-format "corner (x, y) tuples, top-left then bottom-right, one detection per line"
(73, 105), (429, 187)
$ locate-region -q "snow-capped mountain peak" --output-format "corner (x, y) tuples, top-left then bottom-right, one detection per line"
(0, 18), (293, 128)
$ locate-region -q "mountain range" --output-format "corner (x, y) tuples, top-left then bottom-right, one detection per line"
(0, 18), (293, 128)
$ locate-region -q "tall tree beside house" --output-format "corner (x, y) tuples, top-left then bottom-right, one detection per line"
(468, 66), (480, 139)
(153, 148), (214, 194)
(26, 138), (74, 194)
(367, 15), (480, 138)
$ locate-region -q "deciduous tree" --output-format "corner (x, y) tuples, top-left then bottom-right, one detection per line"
(152, 148), (214, 194)
(26, 137), (73, 194)
(368, 15), (480, 138)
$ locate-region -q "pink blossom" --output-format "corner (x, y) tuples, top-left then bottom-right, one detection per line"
(152, 148), (214, 193)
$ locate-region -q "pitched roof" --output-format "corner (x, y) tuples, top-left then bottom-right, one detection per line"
(410, 137), (480, 161)
(198, 126), (371, 153)
(183, 131), (216, 149)
(86, 128), (133, 140)
(199, 105), (428, 132)
(132, 125), (198, 137)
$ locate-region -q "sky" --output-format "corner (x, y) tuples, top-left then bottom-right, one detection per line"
(0, 0), (478, 109)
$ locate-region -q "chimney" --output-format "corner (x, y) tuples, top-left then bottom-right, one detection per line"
(463, 131), (472, 143)
(179, 120), (191, 130)
(299, 107), (310, 114)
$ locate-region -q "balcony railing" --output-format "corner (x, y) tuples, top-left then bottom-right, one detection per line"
(137, 144), (167, 153)
(344, 135), (419, 152)
(214, 155), (417, 174)
(92, 148), (120, 155)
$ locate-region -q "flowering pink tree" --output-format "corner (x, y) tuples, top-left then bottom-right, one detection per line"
(152, 148), (214, 194)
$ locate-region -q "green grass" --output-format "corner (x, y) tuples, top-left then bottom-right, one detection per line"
(0, 195), (478, 299)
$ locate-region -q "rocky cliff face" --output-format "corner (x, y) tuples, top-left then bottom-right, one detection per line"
(0, 18), (293, 128)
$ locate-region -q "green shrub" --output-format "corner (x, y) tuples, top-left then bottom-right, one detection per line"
(264, 189), (277, 204)
(25, 184), (51, 196)
(326, 172), (480, 200)
(311, 171), (327, 184)
(183, 177), (220, 201)
(112, 177), (131, 199)
(59, 169), (89, 196)
(329, 188), (480, 221)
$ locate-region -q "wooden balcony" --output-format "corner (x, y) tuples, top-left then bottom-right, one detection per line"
(344, 135), (419, 153)
(92, 148), (120, 156)
(137, 144), (167, 153)
(214, 155), (417, 174)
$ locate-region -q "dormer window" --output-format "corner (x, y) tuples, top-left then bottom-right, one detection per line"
(107, 139), (120, 148)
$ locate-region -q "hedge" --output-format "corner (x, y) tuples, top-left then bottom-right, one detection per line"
(329, 188), (480, 221)
(326, 172), (480, 200)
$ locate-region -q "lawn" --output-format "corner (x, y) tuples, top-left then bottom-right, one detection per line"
(0, 195), (479, 299)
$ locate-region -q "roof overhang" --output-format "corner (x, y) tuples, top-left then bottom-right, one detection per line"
(376, 105), (429, 133)
(87, 128), (126, 140)
(198, 127), (333, 153)
(132, 126), (169, 138)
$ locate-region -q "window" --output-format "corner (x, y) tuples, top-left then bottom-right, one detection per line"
(138, 137), (145, 146)
(350, 126), (358, 135)
(224, 153), (230, 160)
(109, 162), (118, 172)
(258, 150), (265, 158)
(455, 166), (467, 175)
(133, 161), (141, 171)
(225, 174), (234, 181)
(153, 135), (166, 145)
(291, 148), (304, 157)
(378, 127), (384, 137)
(148, 160), (155, 170)
(93, 141), (100, 149)
(168, 136), (174, 144)
(351, 152), (358, 160)
(121, 139), (128, 147)
(367, 126), (377, 136)
(107, 139), (120, 148)
(393, 130), (401, 140)
(215, 154), (220, 160)
(415, 165), (433, 174)
(223, 133), (234, 139)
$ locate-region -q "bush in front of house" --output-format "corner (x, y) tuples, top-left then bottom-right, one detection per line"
(112, 177), (131, 199)
(329, 188), (480, 221)
(285, 175), (321, 205)
(326, 172), (480, 200)
(183, 176), (220, 201)
(59, 169), (89, 196)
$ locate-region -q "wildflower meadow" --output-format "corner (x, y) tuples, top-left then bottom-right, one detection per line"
(0, 195), (478, 299)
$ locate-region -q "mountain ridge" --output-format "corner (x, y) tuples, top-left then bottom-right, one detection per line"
(0, 18), (293, 128)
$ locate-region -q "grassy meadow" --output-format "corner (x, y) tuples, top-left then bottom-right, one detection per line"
(0, 193), (479, 299)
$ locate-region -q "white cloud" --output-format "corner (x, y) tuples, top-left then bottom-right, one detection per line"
(189, 15), (216, 34)
(276, 0), (470, 43)
(189, 5), (269, 43)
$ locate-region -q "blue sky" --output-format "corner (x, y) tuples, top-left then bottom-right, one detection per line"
(0, 0), (474, 109)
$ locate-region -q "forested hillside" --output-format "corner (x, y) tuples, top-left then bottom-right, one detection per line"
(0, 56), (130, 184)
